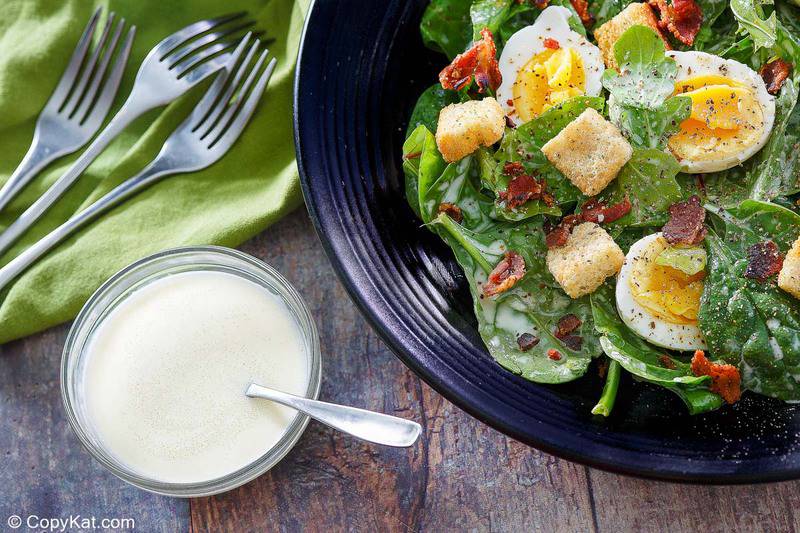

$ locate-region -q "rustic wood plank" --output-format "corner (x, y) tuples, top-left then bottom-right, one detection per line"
(189, 209), (597, 533)
(0, 322), (188, 532)
(588, 469), (800, 533)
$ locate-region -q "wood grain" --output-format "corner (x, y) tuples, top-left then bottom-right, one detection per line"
(3, 209), (800, 533)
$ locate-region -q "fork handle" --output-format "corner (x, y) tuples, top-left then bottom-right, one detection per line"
(0, 162), (172, 293)
(0, 99), (145, 257)
(0, 141), (64, 213)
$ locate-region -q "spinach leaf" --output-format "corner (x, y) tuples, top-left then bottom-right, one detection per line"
(698, 214), (800, 401)
(590, 284), (724, 414)
(602, 26), (691, 149)
(471, 0), (514, 39)
(420, 0), (473, 59)
(432, 213), (601, 383)
(730, 0), (778, 50)
(602, 148), (683, 230)
(590, 0), (635, 27)
(407, 84), (460, 137)
(402, 125), (429, 218)
(489, 96), (605, 220)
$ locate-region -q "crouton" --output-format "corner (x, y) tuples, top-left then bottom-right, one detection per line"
(594, 3), (670, 70)
(541, 108), (632, 196)
(778, 236), (800, 299)
(436, 97), (505, 163)
(546, 222), (624, 298)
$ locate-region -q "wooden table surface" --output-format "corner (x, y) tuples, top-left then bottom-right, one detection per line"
(2, 209), (800, 533)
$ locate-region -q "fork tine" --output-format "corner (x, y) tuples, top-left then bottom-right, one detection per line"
(166, 20), (255, 68)
(61, 12), (116, 115)
(190, 34), (253, 131)
(80, 25), (136, 125)
(209, 57), (275, 150)
(49, 8), (102, 110)
(69, 16), (126, 119)
(203, 47), (268, 140)
(194, 39), (259, 133)
(156, 12), (247, 61)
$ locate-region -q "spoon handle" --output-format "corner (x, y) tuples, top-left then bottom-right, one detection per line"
(246, 383), (421, 447)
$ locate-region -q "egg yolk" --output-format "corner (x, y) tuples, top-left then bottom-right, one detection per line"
(512, 47), (585, 123)
(629, 236), (705, 325)
(668, 75), (765, 164)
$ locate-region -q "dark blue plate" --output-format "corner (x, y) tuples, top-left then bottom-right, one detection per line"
(293, 0), (800, 482)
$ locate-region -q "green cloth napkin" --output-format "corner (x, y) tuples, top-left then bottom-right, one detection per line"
(0, 0), (309, 343)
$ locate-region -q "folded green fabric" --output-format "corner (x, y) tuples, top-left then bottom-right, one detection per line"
(0, 0), (309, 343)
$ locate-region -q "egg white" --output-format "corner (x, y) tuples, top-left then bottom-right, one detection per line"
(496, 6), (604, 125)
(667, 51), (776, 173)
(615, 233), (707, 351)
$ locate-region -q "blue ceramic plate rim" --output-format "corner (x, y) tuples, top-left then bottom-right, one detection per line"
(293, 0), (800, 484)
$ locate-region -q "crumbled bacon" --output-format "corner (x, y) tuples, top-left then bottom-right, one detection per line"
(543, 38), (560, 50)
(517, 333), (540, 351)
(439, 28), (502, 94)
(658, 355), (677, 370)
(759, 58), (792, 95)
(580, 197), (632, 225)
(554, 314), (582, 337)
(437, 202), (463, 223)
(547, 349), (562, 361)
(498, 162), (546, 209)
(662, 195), (706, 245)
(483, 251), (526, 297)
(648, 0), (703, 46)
(691, 350), (741, 404)
(545, 214), (582, 249)
(559, 335), (583, 351)
(744, 241), (783, 281)
(569, 0), (595, 27)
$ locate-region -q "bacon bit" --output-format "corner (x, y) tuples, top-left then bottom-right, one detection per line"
(695, 174), (706, 194)
(569, 0), (595, 27)
(404, 151), (421, 160)
(520, 0), (549, 7)
(597, 358), (609, 378)
(658, 354), (677, 370)
(691, 350), (741, 404)
(545, 214), (582, 249)
(505, 115), (517, 129)
(437, 202), (463, 223)
(760, 58), (792, 95)
(662, 195), (706, 245)
(439, 28), (502, 94)
(560, 334), (583, 351)
(499, 163), (546, 209)
(547, 349), (562, 361)
(648, 0), (703, 46)
(483, 251), (526, 297)
(580, 197), (632, 225)
(555, 314), (582, 337)
(745, 241), (784, 281)
(543, 38), (560, 50)
(517, 333), (540, 351)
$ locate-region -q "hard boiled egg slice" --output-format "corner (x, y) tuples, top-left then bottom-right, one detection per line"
(497, 6), (604, 125)
(616, 233), (707, 351)
(667, 51), (775, 173)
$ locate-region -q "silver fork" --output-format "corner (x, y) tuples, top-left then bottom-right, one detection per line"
(0, 9), (135, 213)
(0, 13), (255, 256)
(0, 36), (276, 292)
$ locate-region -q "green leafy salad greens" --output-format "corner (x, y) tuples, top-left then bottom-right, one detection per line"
(404, 0), (800, 415)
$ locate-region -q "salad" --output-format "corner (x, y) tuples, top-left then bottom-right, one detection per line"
(402, 0), (800, 415)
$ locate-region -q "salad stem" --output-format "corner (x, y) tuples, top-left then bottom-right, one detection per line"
(592, 360), (621, 417)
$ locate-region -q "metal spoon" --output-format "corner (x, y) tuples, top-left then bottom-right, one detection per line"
(245, 383), (421, 447)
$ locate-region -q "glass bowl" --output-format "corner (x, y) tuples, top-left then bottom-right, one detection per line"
(61, 246), (322, 497)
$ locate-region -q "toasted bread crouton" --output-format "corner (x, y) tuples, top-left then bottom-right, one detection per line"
(436, 97), (505, 163)
(541, 108), (632, 196)
(594, 3), (670, 70)
(546, 222), (624, 298)
(778, 236), (800, 299)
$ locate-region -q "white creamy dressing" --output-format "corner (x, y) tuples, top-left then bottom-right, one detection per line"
(82, 271), (309, 484)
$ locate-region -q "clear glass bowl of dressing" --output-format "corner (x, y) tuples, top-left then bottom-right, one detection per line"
(61, 246), (322, 497)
